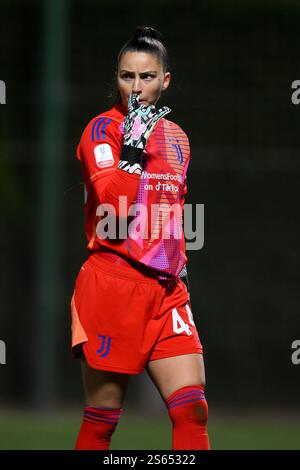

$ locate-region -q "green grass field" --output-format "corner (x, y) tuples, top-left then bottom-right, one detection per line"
(0, 408), (300, 450)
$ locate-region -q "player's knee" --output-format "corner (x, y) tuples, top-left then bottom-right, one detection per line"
(165, 384), (208, 427)
(75, 406), (122, 449)
(88, 398), (123, 409)
(83, 405), (122, 433)
(193, 395), (208, 426)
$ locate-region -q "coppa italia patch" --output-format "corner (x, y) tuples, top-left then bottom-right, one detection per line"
(94, 143), (114, 168)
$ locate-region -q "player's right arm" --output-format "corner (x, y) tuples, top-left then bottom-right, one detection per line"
(76, 117), (141, 218)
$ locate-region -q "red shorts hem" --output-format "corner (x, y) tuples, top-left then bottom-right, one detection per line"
(149, 348), (203, 363)
(75, 344), (144, 375)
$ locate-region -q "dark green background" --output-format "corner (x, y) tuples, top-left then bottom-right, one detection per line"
(1, 0), (300, 449)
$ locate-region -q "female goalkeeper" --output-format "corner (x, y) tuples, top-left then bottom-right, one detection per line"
(71, 25), (210, 451)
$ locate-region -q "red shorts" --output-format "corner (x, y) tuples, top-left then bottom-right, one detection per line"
(70, 252), (203, 374)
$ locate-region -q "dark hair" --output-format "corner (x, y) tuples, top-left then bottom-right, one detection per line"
(109, 26), (170, 104)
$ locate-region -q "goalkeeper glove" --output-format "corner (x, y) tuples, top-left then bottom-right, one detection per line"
(118, 92), (171, 175)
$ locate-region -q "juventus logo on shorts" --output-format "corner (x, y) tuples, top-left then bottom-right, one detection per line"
(96, 335), (112, 358)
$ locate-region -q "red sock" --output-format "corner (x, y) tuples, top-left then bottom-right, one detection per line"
(165, 385), (210, 450)
(75, 406), (122, 450)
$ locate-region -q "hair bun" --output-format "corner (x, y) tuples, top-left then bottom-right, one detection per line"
(134, 26), (162, 41)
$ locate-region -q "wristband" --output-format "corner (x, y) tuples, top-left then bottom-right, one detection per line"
(118, 145), (143, 175)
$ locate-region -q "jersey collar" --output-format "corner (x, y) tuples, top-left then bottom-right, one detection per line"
(114, 101), (127, 116)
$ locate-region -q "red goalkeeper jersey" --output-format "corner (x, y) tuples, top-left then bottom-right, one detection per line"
(76, 101), (190, 280)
